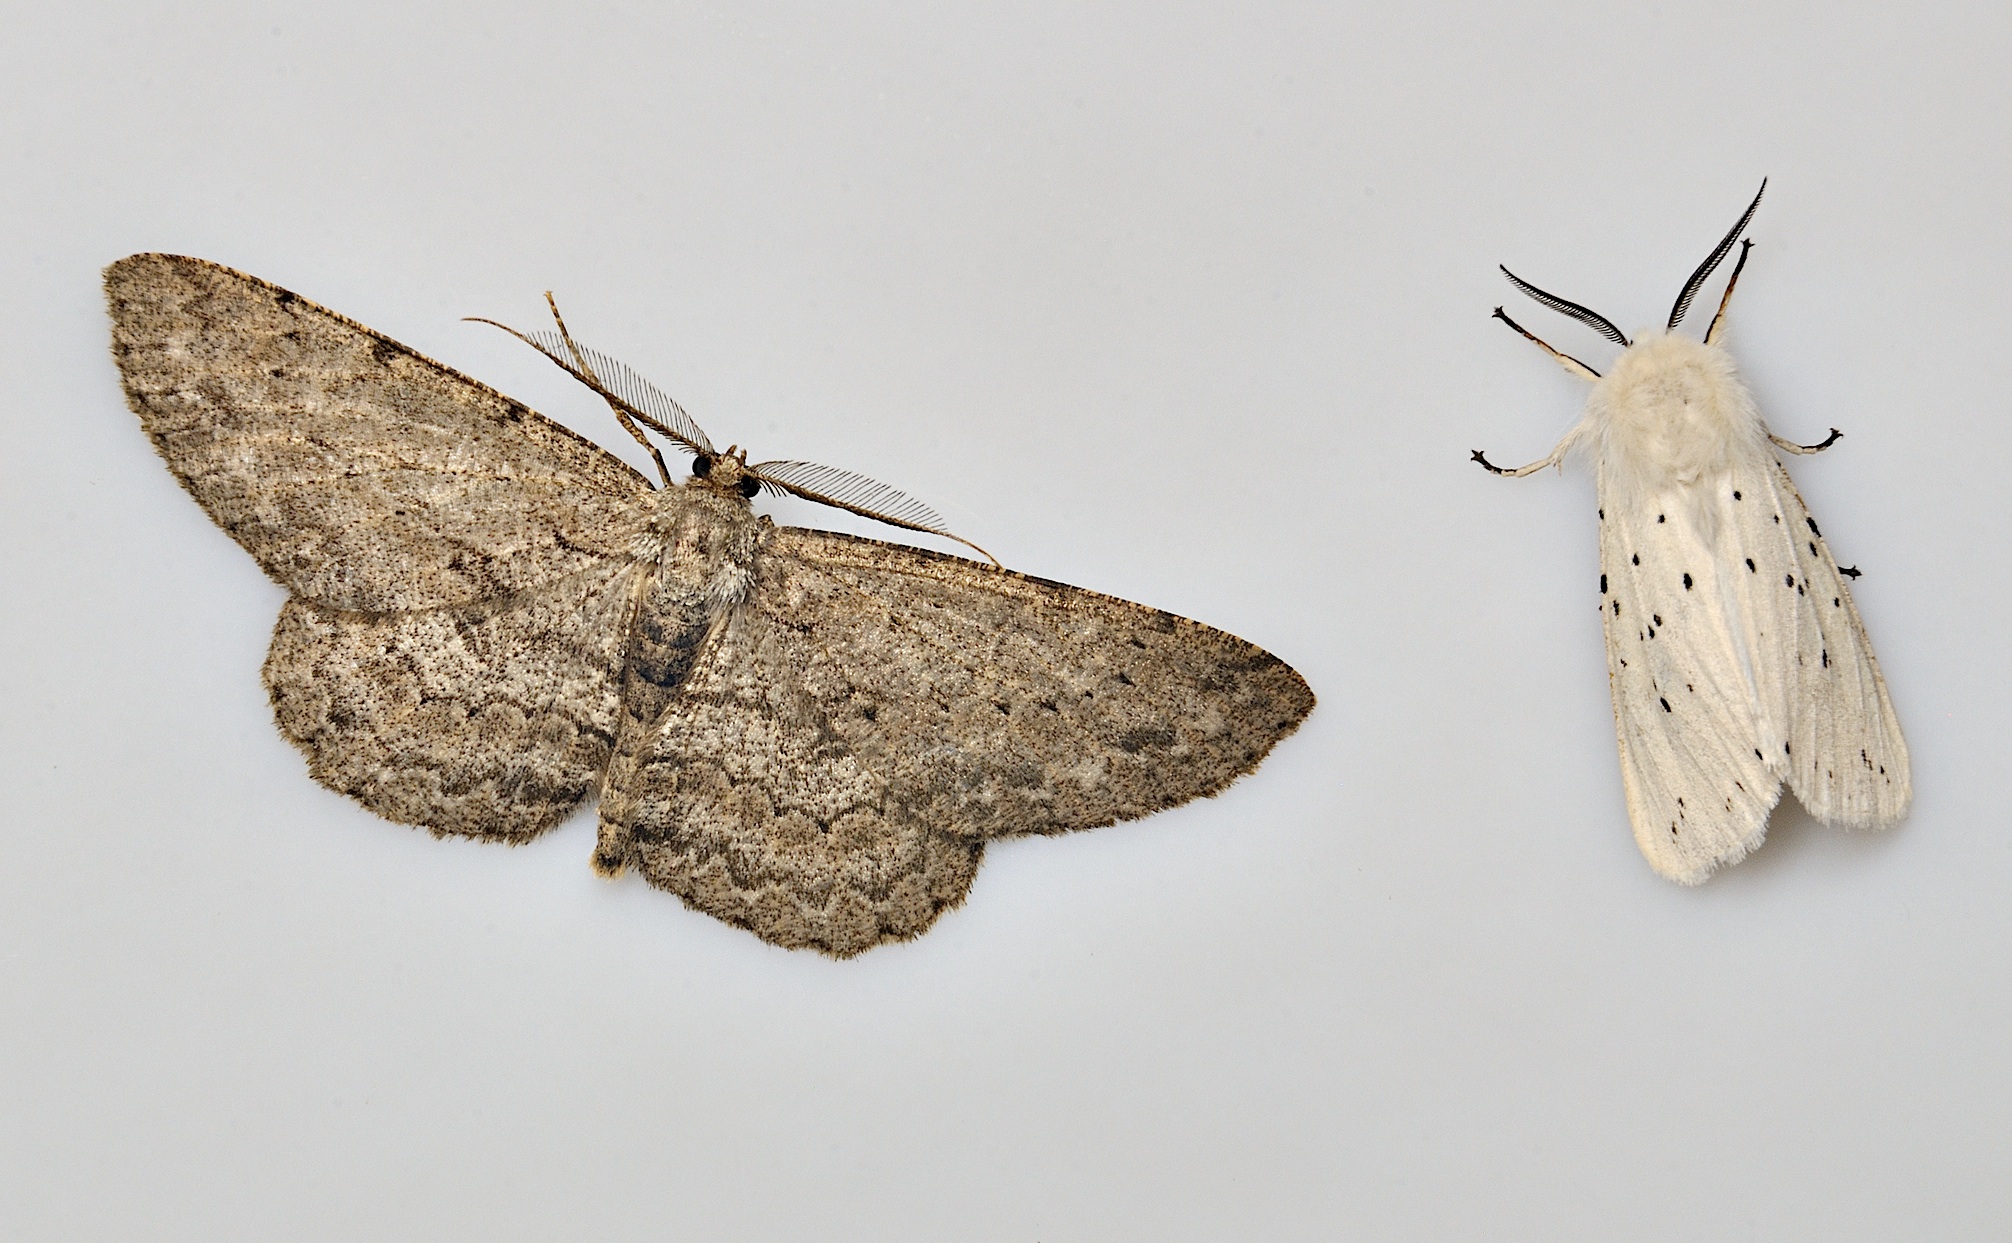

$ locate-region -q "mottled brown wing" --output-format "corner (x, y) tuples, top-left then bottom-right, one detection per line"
(106, 253), (652, 613)
(598, 527), (1312, 957)
(265, 559), (648, 841)
(599, 600), (986, 957)
(760, 528), (1315, 837)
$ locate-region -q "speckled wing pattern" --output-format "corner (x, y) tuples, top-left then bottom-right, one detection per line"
(106, 253), (652, 613)
(602, 529), (1315, 956)
(1598, 455), (1909, 882)
(264, 561), (648, 841)
(110, 253), (655, 842)
(106, 254), (1315, 955)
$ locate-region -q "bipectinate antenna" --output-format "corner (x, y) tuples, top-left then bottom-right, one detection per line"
(1499, 265), (1631, 348)
(752, 459), (999, 566)
(468, 300), (717, 486)
(1668, 178), (1767, 331)
(473, 302), (998, 563)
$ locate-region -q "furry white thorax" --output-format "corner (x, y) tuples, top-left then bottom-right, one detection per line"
(1576, 329), (1767, 513)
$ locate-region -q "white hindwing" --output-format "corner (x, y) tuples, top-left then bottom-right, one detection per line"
(1755, 460), (1911, 826)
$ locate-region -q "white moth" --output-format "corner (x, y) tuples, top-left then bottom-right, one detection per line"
(1476, 182), (1910, 882)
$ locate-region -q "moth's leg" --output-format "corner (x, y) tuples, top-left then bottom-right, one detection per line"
(1770, 428), (1843, 455)
(1492, 306), (1601, 381)
(544, 292), (674, 486)
(1471, 441), (1568, 477)
(1704, 240), (1754, 347)
(1476, 305), (1584, 476)
(584, 406), (674, 486)
(608, 410), (673, 486)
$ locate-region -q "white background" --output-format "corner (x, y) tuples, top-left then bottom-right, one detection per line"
(4, 3), (2009, 1239)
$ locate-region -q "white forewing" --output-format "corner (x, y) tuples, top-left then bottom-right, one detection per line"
(1598, 469), (1783, 882)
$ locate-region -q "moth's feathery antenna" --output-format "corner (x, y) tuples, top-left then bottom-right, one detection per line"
(1703, 239), (1753, 347)
(545, 291), (672, 487)
(750, 459), (1002, 567)
(470, 306), (1000, 563)
(1492, 306), (1601, 380)
(1500, 265), (1631, 347)
(1670, 178), (1767, 331)
(1770, 428), (1843, 455)
(466, 311), (714, 480)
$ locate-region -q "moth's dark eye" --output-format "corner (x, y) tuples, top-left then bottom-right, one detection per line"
(737, 476), (762, 499)
(691, 454), (713, 477)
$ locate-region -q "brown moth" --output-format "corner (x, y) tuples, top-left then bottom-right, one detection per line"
(105, 254), (1314, 957)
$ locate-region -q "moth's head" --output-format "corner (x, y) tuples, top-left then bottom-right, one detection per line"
(1589, 324), (1762, 489)
(688, 446), (764, 501)
(1596, 327), (1724, 402)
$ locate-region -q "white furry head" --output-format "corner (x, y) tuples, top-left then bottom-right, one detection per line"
(1581, 329), (1766, 506)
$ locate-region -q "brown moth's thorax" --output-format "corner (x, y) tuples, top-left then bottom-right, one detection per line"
(646, 481), (759, 608)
